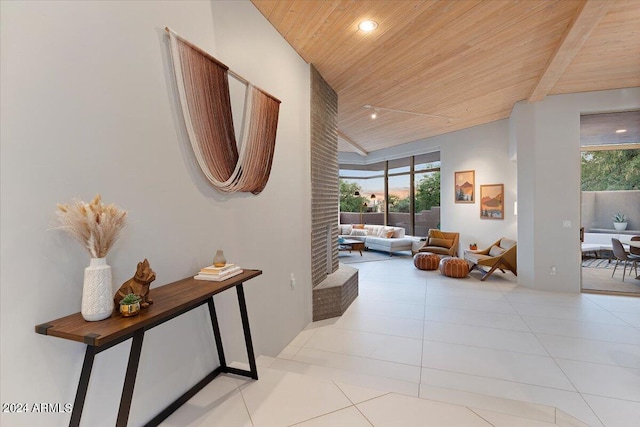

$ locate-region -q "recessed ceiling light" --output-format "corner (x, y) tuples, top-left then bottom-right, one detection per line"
(370, 111), (377, 119)
(615, 129), (627, 133)
(358, 20), (378, 32)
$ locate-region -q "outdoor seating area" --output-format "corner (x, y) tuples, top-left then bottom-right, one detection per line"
(611, 238), (640, 282)
(581, 230), (635, 259)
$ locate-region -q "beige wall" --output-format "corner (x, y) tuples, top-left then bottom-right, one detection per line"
(582, 190), (640, 231)
(0, 1), (311, 426)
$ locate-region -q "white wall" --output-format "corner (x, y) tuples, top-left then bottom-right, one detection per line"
(440, 120), (518, 249)
(512, 88), (640, 292)
(0, 1), (311, 426)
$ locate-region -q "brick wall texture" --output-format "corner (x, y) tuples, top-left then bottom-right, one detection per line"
(311, 65), (339, 288)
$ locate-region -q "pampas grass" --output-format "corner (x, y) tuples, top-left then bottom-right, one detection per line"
(54, 195), (127, 258)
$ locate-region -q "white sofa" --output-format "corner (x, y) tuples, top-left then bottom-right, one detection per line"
(339, 224), (414, 255)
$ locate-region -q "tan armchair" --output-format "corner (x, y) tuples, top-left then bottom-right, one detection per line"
(417, 229), (459, 257)
(464, 238), (517, 281)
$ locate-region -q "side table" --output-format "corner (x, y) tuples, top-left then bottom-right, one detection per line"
(35, 269), (262, 427)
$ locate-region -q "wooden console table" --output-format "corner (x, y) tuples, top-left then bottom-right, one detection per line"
(35, 269), (262, 427)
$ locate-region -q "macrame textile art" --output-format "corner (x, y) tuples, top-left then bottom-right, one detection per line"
(167, 28), (281, 194)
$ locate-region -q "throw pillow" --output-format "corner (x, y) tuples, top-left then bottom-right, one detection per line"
(489, 246), (505, 257)
(429, 237), (453, 248)
(385, 230), (395, 238)
(351, 229), (367, 237)
(429, 229), (445, 239)
(339, 224), (353, 235)
(380, 226), (394, 237)
(353, 224), (365, 229)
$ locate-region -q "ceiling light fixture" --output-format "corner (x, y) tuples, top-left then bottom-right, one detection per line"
(615, 129), (627, 133)
(358, 20), (378, 32)
(363, 104), (453, 120)
(370, 109), (378, 119)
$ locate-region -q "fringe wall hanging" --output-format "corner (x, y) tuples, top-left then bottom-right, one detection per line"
(166, 27), (281, 194)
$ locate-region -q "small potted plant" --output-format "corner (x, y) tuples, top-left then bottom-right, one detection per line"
(119, 293), (142, 317)
(612, 212), (628, 231)
(469, 242), (478, 250)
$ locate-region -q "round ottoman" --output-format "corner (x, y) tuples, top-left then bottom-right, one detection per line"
(414, 252), (440, 270)
(439, 257), (470, 278)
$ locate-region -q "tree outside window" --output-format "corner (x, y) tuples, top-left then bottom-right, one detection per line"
(581, 149), (640, 190)
(415, 171), (440, 212)
(339, 180), (367, 212)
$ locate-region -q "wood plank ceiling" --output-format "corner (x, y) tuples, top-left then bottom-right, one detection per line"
(251, 0), (640, 155)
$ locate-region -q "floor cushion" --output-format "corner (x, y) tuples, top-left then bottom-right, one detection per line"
(440, 257), (470, 278)
(414, 252), (440, 270)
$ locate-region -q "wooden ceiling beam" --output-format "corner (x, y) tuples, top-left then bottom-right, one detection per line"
(337, 130), (368, 156)
(528, 0), (613, 103)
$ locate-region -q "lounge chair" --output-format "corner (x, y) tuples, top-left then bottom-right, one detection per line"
(464, 238), (517, 281)
(416, 229), (459, 257)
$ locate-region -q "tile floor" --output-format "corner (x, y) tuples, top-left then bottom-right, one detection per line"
(162, 257), (640, 427)
(581, 264), (640, 296)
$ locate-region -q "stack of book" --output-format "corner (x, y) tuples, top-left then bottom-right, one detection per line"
(194, 263), (243, 281)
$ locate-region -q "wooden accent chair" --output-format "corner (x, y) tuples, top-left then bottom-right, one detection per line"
(464, 238), (517, 281)
(417, 229), (459, 257)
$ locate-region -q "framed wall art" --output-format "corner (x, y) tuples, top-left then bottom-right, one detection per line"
(480, 184), (504, 219)
(454, 170), (475, 203)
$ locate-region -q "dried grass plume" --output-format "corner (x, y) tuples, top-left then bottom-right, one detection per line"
(54, 195), (127, 258)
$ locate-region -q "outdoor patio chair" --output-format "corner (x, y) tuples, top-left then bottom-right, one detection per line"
(630, 236), (640, 256)
(611, 238), (640, 282)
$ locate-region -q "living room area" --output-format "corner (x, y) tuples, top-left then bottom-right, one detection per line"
(310, 96), (638, 426)
(336, 111), (640, 297)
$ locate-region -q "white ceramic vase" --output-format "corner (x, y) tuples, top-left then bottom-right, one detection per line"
(82, 257), (114, 321)
(613, 222), (627, 231)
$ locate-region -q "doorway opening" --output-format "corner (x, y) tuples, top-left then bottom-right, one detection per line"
(580, 110), (640, 295)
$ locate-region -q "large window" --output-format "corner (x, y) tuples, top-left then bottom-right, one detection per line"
(414, 161), (441, 236)
(339, 163), (385, 225)
(339, 153), (440, 235)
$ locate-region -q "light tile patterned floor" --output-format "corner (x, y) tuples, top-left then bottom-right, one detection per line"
(162, 257), (640, 427)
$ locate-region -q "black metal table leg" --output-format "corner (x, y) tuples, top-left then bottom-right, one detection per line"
(207, 298), (227, 369)
(236, 284), (258, 379)
(116, 329), (145, 427)
(69, 345), (97, 427)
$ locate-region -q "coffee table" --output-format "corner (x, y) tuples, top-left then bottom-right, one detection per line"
(339, 239), (365, 256)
